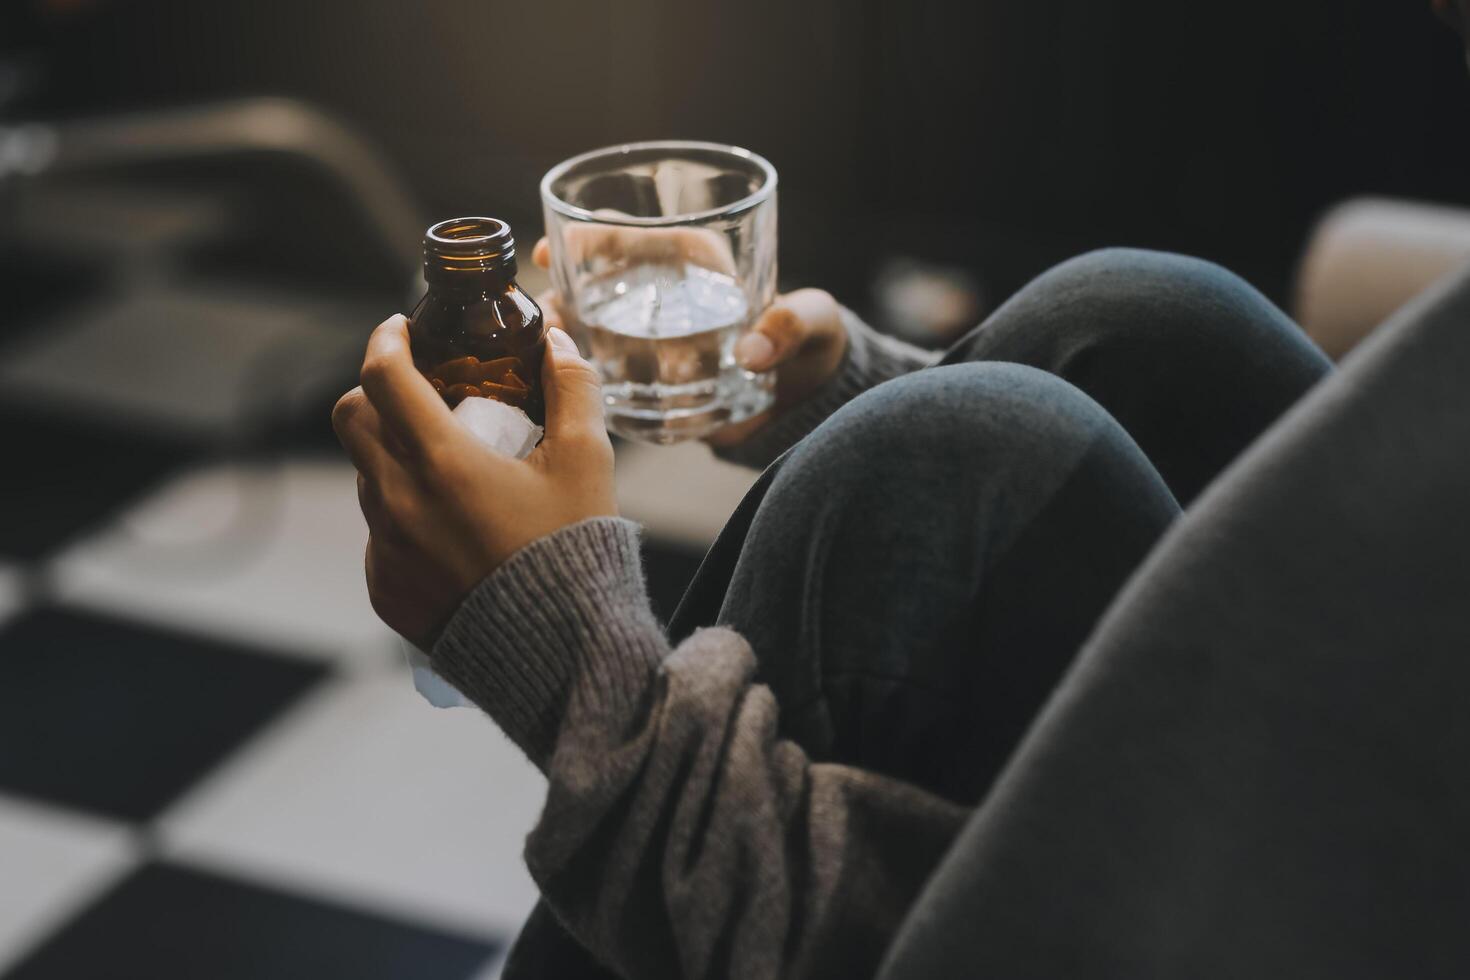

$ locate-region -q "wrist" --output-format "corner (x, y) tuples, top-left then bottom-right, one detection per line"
(430, 516), (666, 767)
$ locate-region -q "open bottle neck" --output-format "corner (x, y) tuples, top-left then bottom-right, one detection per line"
(423, 265), (518, 291)
(422, 216), (518, 286)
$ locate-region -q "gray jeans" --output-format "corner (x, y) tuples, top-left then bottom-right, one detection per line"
(513, 247), (1470, 978)
(670, 248), (1330, 804)
(866, 260), (1470, 978)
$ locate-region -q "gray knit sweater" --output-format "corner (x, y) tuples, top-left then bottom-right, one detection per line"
(431, 311), (961, 980)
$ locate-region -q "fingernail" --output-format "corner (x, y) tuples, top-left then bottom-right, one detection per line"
(735, 332), (776, 370)
(548, 326), (577, 352)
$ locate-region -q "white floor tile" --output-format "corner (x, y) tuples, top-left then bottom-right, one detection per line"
(615, 440), (756, 549)
(157, 674), (545, 939)
(48, 459), (400, 669)
(0, 794), (140, 974)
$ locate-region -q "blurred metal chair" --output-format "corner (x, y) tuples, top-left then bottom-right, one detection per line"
(0, 98), (427, 443)
(2, 97), (423, 273)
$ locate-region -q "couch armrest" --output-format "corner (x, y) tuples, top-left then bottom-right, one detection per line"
(1293, 197), (1470, 360)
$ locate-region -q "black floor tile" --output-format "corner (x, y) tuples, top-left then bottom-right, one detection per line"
(0, 409), (191, 561)
(0, 607), (326, 822)
(642, 538), (707, 623)
(3, 862), (499, 980)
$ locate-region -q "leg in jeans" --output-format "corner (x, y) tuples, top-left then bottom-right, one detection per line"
(669, 249), (1329, 802)
(877, 267), (1470, 978)
(676, 248), (1330, 652)
(941, 248), (1332, 506)
(505, 250), (1330, 977)
(676, 362), (1179, 803)
(511, 365), (1180, 980)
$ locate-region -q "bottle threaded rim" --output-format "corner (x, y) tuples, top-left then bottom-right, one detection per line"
(423, 217), (516, 280)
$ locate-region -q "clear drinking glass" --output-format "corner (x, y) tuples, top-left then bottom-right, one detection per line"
(540, 140), (778, 444)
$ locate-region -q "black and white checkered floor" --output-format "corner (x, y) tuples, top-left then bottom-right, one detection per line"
(0, 404), (751, 978)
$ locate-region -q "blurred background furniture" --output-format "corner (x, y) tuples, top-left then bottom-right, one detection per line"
(1294, 197), (1470, 360)
(0, 98), (419, 447)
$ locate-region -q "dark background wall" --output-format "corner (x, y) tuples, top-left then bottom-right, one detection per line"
(8, 0), (1470, 312)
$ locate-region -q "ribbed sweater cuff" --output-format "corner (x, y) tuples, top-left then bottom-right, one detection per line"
(430, 517), (668, 769)
(715, 306), (939, 469)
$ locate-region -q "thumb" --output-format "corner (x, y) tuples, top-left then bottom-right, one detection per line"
(735, 289), (842, 371)
(540, 327), (608, 448)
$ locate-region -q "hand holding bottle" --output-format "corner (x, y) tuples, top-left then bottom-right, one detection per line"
(333, 316), (616, 647)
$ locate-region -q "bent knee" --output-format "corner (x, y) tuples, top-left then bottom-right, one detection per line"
(796, 362), (1127, 479)
(1035, 247), (1290, 340)
(1056, 246), (1222, 281)
(1051, 247), (1260, 308)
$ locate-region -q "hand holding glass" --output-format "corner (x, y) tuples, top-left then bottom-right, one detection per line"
(540, 141), (778, 444)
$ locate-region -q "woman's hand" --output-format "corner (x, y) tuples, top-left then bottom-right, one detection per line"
(530, 237), (848, 448)
(332, 315), (616, 647)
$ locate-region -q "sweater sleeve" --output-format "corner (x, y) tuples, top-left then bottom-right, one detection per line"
(713, 307), (940, 470)
(431, 517), (968, 980)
